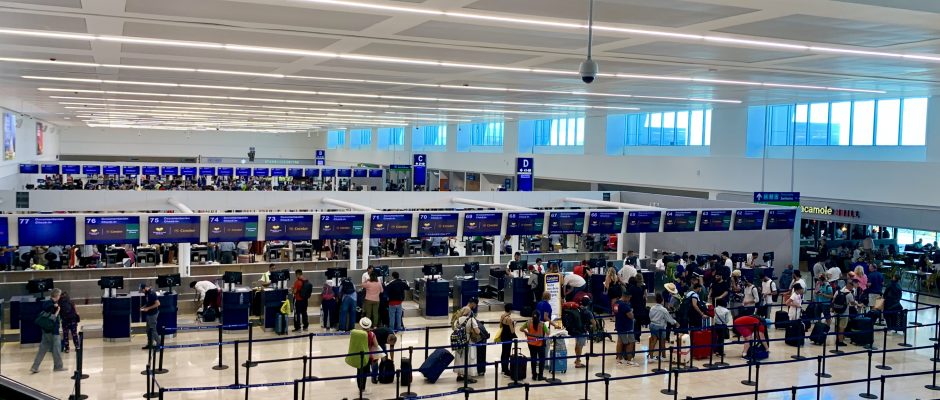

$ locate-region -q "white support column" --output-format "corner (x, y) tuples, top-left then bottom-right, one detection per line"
(616, 219), (627, 260)
(362, 227), (370, 270)
(510, 236), (520, 255)
(639, 233), (647, 260)
(349, 239), (358, 270)
(167, 198), (193, 277)
(492, 235), (500, 265)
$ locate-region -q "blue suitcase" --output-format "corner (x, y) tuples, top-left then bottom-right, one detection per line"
(548, 348), (567, 373)
(419, 348), (454, 383)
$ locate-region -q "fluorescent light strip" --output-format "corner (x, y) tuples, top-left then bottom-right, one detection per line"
(60, 103), (472, 122)
(0, 28), (880, 95)
(297, 0), (939, 66)
(73, 110), (419, 125)
(39, 88), (569, 115)
(23, 75), (640, 111)
(84, 123), (303, 133)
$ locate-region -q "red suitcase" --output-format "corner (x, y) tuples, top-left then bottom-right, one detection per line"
(691, 329), (712, 360)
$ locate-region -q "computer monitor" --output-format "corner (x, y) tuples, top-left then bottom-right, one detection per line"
(97, 276), (124, 290)
(696, 254), (710, 266)
(763, 252), (775, 262)
(270, 269), (291, 283)
(463, 262), (480, 275)
(222, 271), (243, 284)
(589, 258), (606, 272)
(548, 259), (563, 270)
(731, 253), (747, 264)
(325, 268), (348, 280)
(638, 258), (650, 270)
(156, 274), (180, 289)
(374, 265), (390, 278)
(508, 260), (527, 272)
(422, 264), (441, 277)
(26, 278), (54, 294)
(489, 268), (507, 279)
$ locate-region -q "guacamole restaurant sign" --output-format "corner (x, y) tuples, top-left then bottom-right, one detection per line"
(800, 205), (860, 219)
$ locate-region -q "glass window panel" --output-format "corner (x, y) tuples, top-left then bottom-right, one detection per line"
(808, 103), (829, 145)
(901, 98), (928, 146)
(829, 102), (851, 146)
(852, 100), (874, 145)
(875, 99), (900, 146)
(704, 110), (712, 146)
(690, 110), (704, 146)
(676, 111), (689, 145)
(793, 104), (808, 145)
(648, 113), (662, 145)
(625, 115), (639, 145)
(576, 118), (585, 145)
(769, 105), (791, 146)
(897, 229), (914, 246)
(662, 112), (676, 145)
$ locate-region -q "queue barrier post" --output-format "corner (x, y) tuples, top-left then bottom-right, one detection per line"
(926, 343), (940, 391)
(424, 327), (430, 360)
(73, 330), (89, 380)
(604, 376), (610, 400)
(243, 322), (257, 368)
(307, 333), (318, 381)
(143, 344), (159, 399)
(899, 317), (912, 348)
(234, 340), (240, 386)
(791, 386), (797, 400)
(661, 335), (676, 396)
(493, 357), (499, 400)
(673, 368), (680, 400)
(752, 362), (760, 400)
(859, 349), (878, 399)
(547, 338), (561, 384)
(931, 305), (939, 342)
(403, 346), (417, 398)
(580, 337), (592, 400)
(714, 344), (729, 368)
(876, 325), (892, 371)
(879, 375), (885, 400)
(356, 351), (368, 400)
(301, 356), (308, 400)
(791, 331), (805, 361)
(213, 324), (229, 371)
(154, 333), (168, 374)
(815, 356), (822, 400)
(508, 340), (523, 388)
(68, 331), (87, 400)
(293, 379), (299, 400)
(817, 339), (831, 379)
(913, 292), (923, 327)
(741, 359), (756, 387)
(524, 383), (531, 400)
(456, 342), (473, 393)
(594, 334), (610, 379)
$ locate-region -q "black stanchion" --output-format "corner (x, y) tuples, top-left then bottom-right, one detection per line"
(234, 340), (240, 385)
(713, 346), (729, 368)
(68, 331), (87, 400)
(424, 327), (430, 360)
(791, 386), (797, 400)
(141, 337), (154, 376)
(546, 338), (561, 384)
(879, 375), (886, 400)
(306, 333), (318, 380)
(672, 368), (680, 400)
(927, 343), (940, 391)
(293, 379), (299, 400)
(213, 324), (229, 370)
(752, 362), (760, 400)
(457, 342), (474, 392)
(73, 331), (89, 380)
(395, 369), (401, 400)
(816, 341), (831, 379)
(525, 383), (531, 400)
(791, 333), (806, 360)
(301, 356), (308, 400)
(876, 326), (892, 371)
(661, 337), (676, 396)
(143, 345), (158, 399)
(493, 359), (500, 400)
(356, 351), (368, 400)
(604, 376), (610, 400)
(741, 359), (756, 386)
(652, 341), (666, 374)
(154, 334), (168, 374)
(243, 322), (257, 368)
(594, 335), (609, 379)
(816, 356), (822, 400)
(913, 293), (923, 327)
(580, 338), (591, 400)
(703, 337), (716, 369)
(158, 388), (164, 400)
(830, 333), (845, 355)
(403, 347), (417, 398)
(859, 349), (878, 399)
(898, 318), (912, 348)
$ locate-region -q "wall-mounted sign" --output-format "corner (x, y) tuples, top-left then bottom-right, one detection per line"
(754, 192), (800, 207)
(516, 157), (534, 192)
(801, 205), (860, 218)
(413, 154), (427, 186)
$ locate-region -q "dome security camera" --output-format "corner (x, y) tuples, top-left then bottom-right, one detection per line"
(579, 58), (598, 84)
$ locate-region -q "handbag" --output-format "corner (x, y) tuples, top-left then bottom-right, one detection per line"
(34, 311), (56, 333)
(874, 297), (885, 311)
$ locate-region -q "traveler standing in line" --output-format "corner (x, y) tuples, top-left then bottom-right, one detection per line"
(520, 312), (547, 380)
(320, 279), (337, 331)
(813, 275), (834, 324)
(453, 307), (481, 383)
(291, 269), (312, 332)
(628, 275), (648, 342)
(31, 288), (66, 373)
(832, 280), (859, 347)
(496, 304), (517, 375)
(604, 267), (624, 313)
(785, 284), (804, 322)
(741, 279), (759, 317)
(648, 292), (676, 361)
(535, 292), (553, 323)
(58, 291), (80, 353)
(362, 272), (384, 327)
(139, 282), (161, 350)
(614, 291), (637, 366)
(385, 272), (410, 331)
(346, 317), (379, 395)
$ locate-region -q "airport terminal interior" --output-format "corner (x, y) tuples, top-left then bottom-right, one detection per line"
(2, 0), (940, 399)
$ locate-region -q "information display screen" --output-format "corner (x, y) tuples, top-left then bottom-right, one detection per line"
(180, 167), (197, 177)
(253, 168), (269, 177)
(700, 210), (733, 232)
(507, 212), (545, 236)
(235, 168), (251, 177)
(61, 165), (80, 175)
(627, 211), (662, 233)
(305, 168), (320, 177)
(734, 210), (766, 231)
(270, 168), (286, 177)
(370, 214), (413, 238)
(41, 164), (59, 174)
(18, 216), (76, 246)
(319, 214), (364, 239)
(587, 211), (624, 234)
(122, 166), (140, 176)
(82, 165), (101, 175)
(102, 165), (120, 175)
(368, 169), (383, 178)
(161, 166), (179, 176)
(85, 216), (140, 245)
(353, 169), (367, 178)
(218, 167), (234, 177)
(147, 215), (201, 244)
(322, 169), (336, 177)
(548, 212), (585, 234)
(19, 164), (39, 174)
(265, 215), (313, 241)
(208, 215), (258, 242)
(337, 169), (352, 178)
(0, 217), (8, 246)
(142, 166), (159, 175)
(663, 211), (697, 233)
(199, 167), (216, 176)
(287, 168), (303, 178)
(462, 213), (502, 237)
(766, 209), (797, 230)
(417, 213), (458, 237)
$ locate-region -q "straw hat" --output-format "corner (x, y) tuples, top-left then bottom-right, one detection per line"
(664, 282), (679, 295)
(359, 317), (373, 330)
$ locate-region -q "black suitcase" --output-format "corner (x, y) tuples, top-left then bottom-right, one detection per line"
(419, 348), (454, 384)
(774, 310), (789, 329)
(810, 322), (829, 345)
(509, 354), (528, 381)
(379, 294), (390, 327)
(400, 357), (413, 386)
(784, 320), (804, 347)
(378, 358), (395, 384)
(476, 342), (487, 376)
(848, 317), (874, 346)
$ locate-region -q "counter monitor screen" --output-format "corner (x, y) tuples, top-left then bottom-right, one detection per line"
(18, 216), (76, 246)
(85, 216), (141, 245)
(270, 269), (290, 282)
(370, 214), (413, 239)
(548, 211), (585, 234)
(734, 210), (766, 231)
(156, 273), (181, 288)
(587, 211), (624, 234)
(624, 211), (660, 233)
(700, 210), (733, 232)
(82, 165), (101, 175)
(217, 167), (234, 177)
(208, 215), (259, 242)
(27, 278), (54, 293)
(417, 213), (458, 238)
(142, 166), (159, 175)
(265, 215), (313, 241)
(507, 212), (545, 236)
(61, 165), (80, 175)
(147, 215), (201, 244)
(19, 164), (39, 174)
(40, 164), (59, 174)
(97, 276), (124, 290)
(464, 262), (480, 274)
(422, 264), (441, 276)
(222, 271), (242, 284)
(462, 213), (502, 237)
(270, 168), (286, 177)
(663, 211), (696, 232)
(731, 253), (747, 264)
(766, 209), (797, 230)
(122, 166), (140, 176)
(319, 214), (364, 239)
(325, 267), (347, 279)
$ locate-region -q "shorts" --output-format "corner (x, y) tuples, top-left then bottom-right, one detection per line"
(868, 294), (881, 308)
(618, 333), (636, 344)
(650, 324), (668, 340)
(835, 315), (851, 331)
(575, 336), (587, 347)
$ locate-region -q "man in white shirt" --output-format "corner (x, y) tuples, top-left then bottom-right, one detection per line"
(760, 275), (777, 317)
(655, 256), (666, 272)
(361, 265), (384, 285)
(619, 260), (637, 284)
(563, 272), (588, 301)
(190, 280), (219, 312)
(531, 258), (545, 274)
(721, 252), (733, 268)
(790, 270), (806, 293)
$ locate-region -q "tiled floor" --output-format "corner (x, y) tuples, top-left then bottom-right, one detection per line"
(6, 294), (940, 400)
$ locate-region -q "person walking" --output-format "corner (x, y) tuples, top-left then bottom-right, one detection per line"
(57, 290), (80, 353)
(139, 282), (161, 350)
(31, 288), (66, 373)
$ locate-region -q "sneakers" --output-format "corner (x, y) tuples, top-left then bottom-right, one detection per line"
(291, 328), (301, 333)
(835, 342), (848, 347)
(53, 367), (68, 372)
(29, 369), (39, 374)
(625, 361), (640, 367)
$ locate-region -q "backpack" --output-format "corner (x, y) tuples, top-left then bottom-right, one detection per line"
(450, 319), (471, 351)
(832, 291), (849, 314)
(321, 284), (335, 301)
(676, 295), (693, 328)
(562, 308), (585, 336)
(34, 311), (56, 333)
(300, 281), (314, 300)
(340, 279), (355, 295)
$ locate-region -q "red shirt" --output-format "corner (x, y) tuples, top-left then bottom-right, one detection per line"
(292, 278), (304, 301)
(733, 315), (766, 337)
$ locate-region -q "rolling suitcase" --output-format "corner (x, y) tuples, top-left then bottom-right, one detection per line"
(691, 319), (712, 360)
(378, 358), (396, 384)
(676, 334), (691, 366)
(419, 348), (454, 383)
(509, 354), (528, 381)
(810, 321), (829, 345)
(783, 320), (804, 347)
(848, 317), (874, 346)
(774, 310), (789, 328)
(476, 342), (488, 376)
(274, 313), (288, 335)
(400, 357), (413, 386)
(548, 348), (567, 373)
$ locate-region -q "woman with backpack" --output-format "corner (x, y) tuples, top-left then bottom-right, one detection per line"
(58, 290), (80, 353)
(321, 280), (336, 330)
(452, 307), (480, 383)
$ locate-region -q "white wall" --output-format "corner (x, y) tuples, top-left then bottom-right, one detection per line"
(0, 107), (60, 190)
(59, 126), (321, 160)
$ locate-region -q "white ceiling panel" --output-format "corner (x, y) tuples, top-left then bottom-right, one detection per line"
(835, 0), (940, 14)
(778, 56), (935, 77)
(4, 0), (82, 8)
(610, 42), (800, 64)
(122, 23), (339, 51)
(0, 36), (91, 50)
(352, 43), (534, 65)
(465, 0), (757, 28)
(123, 0), (391, 31)
(716, 14), (940, 47)
(0, 11), (87, 32)
(118, 44), (303, 64)
(396, 20), (618, 51)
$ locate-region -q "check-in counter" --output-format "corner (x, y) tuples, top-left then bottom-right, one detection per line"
(222, 289), (251, 330)
(102, 296), (131, 342)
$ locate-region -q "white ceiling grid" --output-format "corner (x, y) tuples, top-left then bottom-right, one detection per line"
(0, 0), (934, 131)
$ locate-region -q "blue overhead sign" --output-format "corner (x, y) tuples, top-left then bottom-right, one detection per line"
(413, 154), (427, 186)
(753, 192), (800, 204)
(516, 157), (534, 192)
